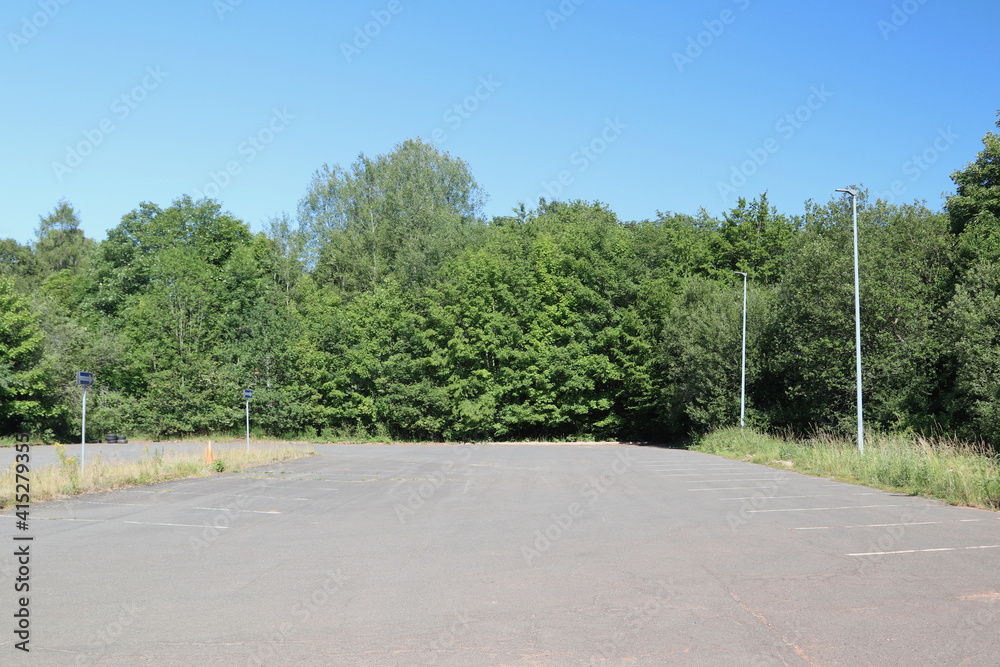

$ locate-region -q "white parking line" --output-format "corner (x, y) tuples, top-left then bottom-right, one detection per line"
(122, 521), (230, 529)
(720, 492), (886, 500)
(646, 463), (743, 471)
(682, 479), (788, 485)
(794, 521), (941, 530)
(720, 495), (833, 501)
(746, 504), (903, 513)
(192, 507), (280, 514)
(656, 472), (785, 477)
(690, 487), (780, 491)
(849, 545), (1000, 556)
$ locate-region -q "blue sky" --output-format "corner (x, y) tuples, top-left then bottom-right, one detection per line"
(1, 0), (998, 244)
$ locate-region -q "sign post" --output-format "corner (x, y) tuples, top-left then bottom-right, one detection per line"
(244, 389), (253, 452)
(76, 372), (94, 475)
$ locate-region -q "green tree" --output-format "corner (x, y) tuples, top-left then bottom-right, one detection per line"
(945, 261), (1000, 445)
(0, 239), (41, 294)
(658, 277), (747, 434)
(0, 278), (55, 435)
(947, 111), (1000, 264)
(713, 192), (796, 284)
(300, 138), (486, 292)
(34, 199), (93, 274)
(757, 193), (953, 434)
(122, 247), (232, 436)
(94, 196), (251, 314)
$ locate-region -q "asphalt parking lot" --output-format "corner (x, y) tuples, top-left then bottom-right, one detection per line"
(1, 443), (998, 665)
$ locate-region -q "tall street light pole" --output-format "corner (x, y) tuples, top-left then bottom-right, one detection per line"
(735, 271), (747, 430)
(836, 188), (863, 454)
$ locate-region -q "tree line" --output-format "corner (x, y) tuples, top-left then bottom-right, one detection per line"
(2, 116), (999, 446)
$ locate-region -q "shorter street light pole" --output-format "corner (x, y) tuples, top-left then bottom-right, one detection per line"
(735, 271), (747, 430)
(836, 187), (864, 455)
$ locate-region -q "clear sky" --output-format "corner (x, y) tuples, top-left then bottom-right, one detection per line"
(2, 0), (998, 244)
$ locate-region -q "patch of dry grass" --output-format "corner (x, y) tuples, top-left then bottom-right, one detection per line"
(0, 444), (314, 509)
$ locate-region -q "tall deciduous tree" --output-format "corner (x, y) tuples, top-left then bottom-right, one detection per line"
(945, 261), (1000, 445)
(948, 111), (1000, 264)
(94, 196), (250, 314)
(300, 138), (486, 292)
(0, 278), (55, 434)
(713, 192), (795, 284)
(34, 199), (92, 274)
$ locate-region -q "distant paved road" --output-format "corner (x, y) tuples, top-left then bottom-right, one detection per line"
(1, 444), (998, 665)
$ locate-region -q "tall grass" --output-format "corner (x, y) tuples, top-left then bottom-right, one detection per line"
(693, 428), (1000, 510)
(0, 444), (314, 509)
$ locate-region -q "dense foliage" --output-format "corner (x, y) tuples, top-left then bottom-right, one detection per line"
(3, 122), (1000, 446)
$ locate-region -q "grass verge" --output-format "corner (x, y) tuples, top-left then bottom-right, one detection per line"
(692, 428), (1000, 511)
(0, 444), (315, 509)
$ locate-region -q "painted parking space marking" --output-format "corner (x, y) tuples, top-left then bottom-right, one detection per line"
(656, 472), (787, 477)
(849, 544), (1000, 556)
(721, 495), (841, 501)
(746, 504), (904, 513)
(192, 507), (281, 514)
(794, 521), (941, 530)
(719, 491), (886, 501)
(691, 486), (784, 491)
(122, 521), (231, 529)
(684, 479), (792, 487)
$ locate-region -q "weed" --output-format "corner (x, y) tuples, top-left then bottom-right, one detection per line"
(0, 446), (314, 509)
(694, 428), (1000, 510)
